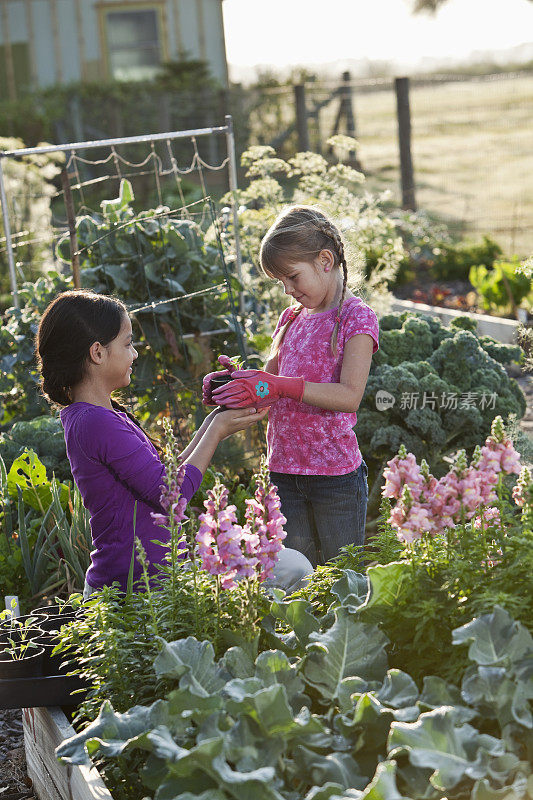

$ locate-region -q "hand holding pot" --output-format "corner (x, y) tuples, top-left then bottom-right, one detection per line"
(202, 355), (239, 406)
(211, 369), (305, 410)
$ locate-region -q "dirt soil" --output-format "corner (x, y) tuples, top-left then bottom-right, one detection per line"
(0, 708), (36, 797)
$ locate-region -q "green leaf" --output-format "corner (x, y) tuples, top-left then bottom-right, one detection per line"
(335, 693), (393, 754)
(99, 263), (132, 291)
(56, 699), (173, 765)
(101, 178), (134, 220)
(154, 638), (229, 696)
(388, 708), (505, 791)
(254, 650), (308, 712)
(472, 773), (531, 800)
(220, 646), (255, 679)
(337, 677), (376, 714)
(357, 563), (411, 623)
(225, 682), (323, 740)
(303, 783), (346, 800)
(292, 746), (368, 791)
(461, 666), (533, 729)
(331, 570), (369, 609)
(359, 760), (409, 800)
(377, 670), (419, 712)
(158, 791), (227, 800)
(7, 449), (68, 512)
(269, 590), (321, 648)
(452, 607), (533, 668)
(418, 676), (476, 724)
(304, 607), (389, 701)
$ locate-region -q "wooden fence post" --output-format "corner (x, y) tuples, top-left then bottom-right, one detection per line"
(61, 168), (81, 289)
(294, 84), (310, 151)
(395, 77), (416, 211)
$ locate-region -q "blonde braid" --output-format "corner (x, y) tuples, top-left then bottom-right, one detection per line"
(315, 219), (348, 356)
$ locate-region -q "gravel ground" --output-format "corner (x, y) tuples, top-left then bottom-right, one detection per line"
(0, 708), (35, 797)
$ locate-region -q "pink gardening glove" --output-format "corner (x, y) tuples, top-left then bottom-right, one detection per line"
(202, 355), (239, 405)
(211, 369), (305, 410)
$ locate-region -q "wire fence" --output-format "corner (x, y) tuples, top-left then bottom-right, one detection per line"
(245, 71), (533, 257)
(0, 120), (256, 451)
(2, 69), (531, 256)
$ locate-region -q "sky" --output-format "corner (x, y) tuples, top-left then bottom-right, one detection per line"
(222, 0), (533, 71)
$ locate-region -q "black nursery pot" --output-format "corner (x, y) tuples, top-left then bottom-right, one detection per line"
(0, 627), (44, 646)
(39, 614), (78, 633)
(33, 603), (82, 618)
(32, 635), (76, 676)
(210, 374), (233, 410)
(0, 647), (44, 679)
(0, 613), (45, 630)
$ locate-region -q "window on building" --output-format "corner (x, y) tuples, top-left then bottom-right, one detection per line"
(104, 9), (162, 81)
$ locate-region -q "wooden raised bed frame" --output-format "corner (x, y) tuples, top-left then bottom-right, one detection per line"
(23, 706), (112, 800)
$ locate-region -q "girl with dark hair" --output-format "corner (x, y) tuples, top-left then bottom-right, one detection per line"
(204, 206), (380, 567)
(36, 290), (268, 598)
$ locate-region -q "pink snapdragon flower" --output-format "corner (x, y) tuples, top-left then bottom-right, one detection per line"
(473, 506), (501, 530)
(196, 465), (287, 589)
(383, 446), (424, 500)
(150, 418), (189, 556)
(244, 475), (287, 581)
(383, 415), (522, 543)
(512, 466), (533, 508)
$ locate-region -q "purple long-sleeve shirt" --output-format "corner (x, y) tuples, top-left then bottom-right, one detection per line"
(60, 402), (202, 592)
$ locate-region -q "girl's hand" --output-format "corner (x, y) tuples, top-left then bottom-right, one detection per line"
(212, 370), (304, 409)
(202, 355), (239, 405)
(212, 406), (269, 439)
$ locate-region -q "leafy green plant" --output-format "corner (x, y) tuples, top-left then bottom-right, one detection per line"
(0, 270), (70, 426)
(0, 450), (91, 606)
(470, 258), (533, 313)
(57, 603), (533, 800)
(298, 494), (532, 685)
(430, 234), (502, 281)
(0, 415), (71, 482)
(358, 311), (526, 512)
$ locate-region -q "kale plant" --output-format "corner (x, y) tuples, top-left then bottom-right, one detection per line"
(357, 311), (526, 509)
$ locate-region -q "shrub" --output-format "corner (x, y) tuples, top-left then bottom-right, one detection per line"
(430, 234), (502, 281)
(0, 416), (71, 482)
(470, 258), (533, 313)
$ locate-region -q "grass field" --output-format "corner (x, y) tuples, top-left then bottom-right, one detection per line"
(317, 72), (533, 258)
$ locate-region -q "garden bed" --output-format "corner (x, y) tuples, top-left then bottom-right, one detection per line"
(22, 706), (111, 800)
(391, 297), (523, 344)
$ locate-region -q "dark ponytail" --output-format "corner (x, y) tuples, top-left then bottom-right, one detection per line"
(36, 290), (161, 452)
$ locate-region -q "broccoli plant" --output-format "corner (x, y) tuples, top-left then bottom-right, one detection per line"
(358, 311), (526, 510)
(0, 416), (71, 482)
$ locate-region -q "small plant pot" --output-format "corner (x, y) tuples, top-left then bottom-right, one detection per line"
(32, 635), (76, 676)
(210, 374), (233, 410)
(33, 602), (83, 618)
(0, 647), (44, 679)
(0, 613), (45, 630)
(0, 627), (44, 646)
(39, 614), (78, 633)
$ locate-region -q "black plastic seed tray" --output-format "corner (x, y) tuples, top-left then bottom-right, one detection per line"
(0, 674), (88, 709)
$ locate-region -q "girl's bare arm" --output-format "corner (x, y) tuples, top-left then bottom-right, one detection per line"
(300, 334), (374, 413)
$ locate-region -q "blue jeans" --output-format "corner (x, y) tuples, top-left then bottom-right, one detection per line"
(270, 461), (369, 567)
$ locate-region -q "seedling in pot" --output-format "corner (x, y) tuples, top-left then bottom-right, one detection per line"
(0, 631), (40, 661)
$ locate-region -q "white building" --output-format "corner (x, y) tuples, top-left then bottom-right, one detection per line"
(0, 0), (229, 100)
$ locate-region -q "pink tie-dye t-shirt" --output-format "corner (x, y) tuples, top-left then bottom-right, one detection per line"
(267, 296), (379, 476)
